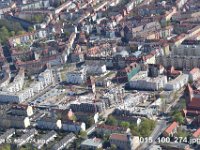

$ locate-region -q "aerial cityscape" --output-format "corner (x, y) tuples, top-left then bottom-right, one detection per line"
(0, 0), (199, 150)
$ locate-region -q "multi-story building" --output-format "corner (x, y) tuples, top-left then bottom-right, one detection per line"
(19, 0), (50, 10)
(62, 120), (86, 133)
(129, 71), (167, 91)
(18, 88), (34, 101)
(70, 100), (106, 113)
(0, 69), (11, 89)
(148, 64), (164, 77)
(30, 81), (44, 93)
(51, 133), (76, 150)
(10, 105), (33, 117)
(15, 129), (37, 147)
(38, 68), (53, 88)
(176, 0), (188, 10)
(8, 30), (47, 47)
(36, 117), (62, 130)
(0, 91), (25, 103)
(164, 74), (189, 91)
(115, 63), (141, 82)
(0, 129), (15, 144)
(0, 115), (30, 129)
(3, 68), (25, 93)
(85, 61), (107, 75)
(66, 69), (86, 84)
(171, 44), (200, 56)
(156, 55), (200, 71)
(95, 124), (129, 135)
(35, 130), (57, 149)
(189, 68), (200, 81)
(0, 85), (34, 103)
(81, 138), (103, 150)
(109, 133), (140, 150)
(185, 84), (200, 116)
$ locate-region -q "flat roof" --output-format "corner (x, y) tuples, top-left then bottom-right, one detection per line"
(81, 138), (102, 147)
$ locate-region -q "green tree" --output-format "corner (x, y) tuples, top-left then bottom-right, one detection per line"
(110, 144), (117, 150)
(176, 127), (188, 138)
(71, 115), (77, 122)
(79, 131), (87, 139)
(0, 26), (9, 38)
(140, 120), (152, 137)
(0, 144), (11, 150)
(85, 117), (95, 128)
(120, 121), (130, 128)
(173, 112), (184, 124)
(64, 31), (70, 37)
(17, 30), (26, 35)
(10, 31), (15, 36)
(28, 26), (34, 32)
(130, 119), (156, 137)
(106, 116), (118, 126)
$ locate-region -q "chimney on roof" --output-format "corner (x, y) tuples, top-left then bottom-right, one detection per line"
(186, 84), (193, 103)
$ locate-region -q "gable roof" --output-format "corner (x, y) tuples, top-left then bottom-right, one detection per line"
(193, 128), (200, 138)
(164, 121), (178, 134)
(110, 133), (128, 141)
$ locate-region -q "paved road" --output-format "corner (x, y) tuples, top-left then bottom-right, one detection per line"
(140, 120), (167, 150)
(165, 88), (185, 113)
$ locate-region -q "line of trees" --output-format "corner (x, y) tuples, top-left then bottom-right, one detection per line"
(106, 115), (156, 137)
(0, 19), (25, 44)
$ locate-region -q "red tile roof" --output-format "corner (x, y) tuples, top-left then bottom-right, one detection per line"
(190, 68), (200, 74)
(184, 109), (200, 115)
(193, 128), (200, 138)
(164, 122), (178, 134)
(110, 133), (128, 141)
(188, 97), (200, 108)
(168, 66), (181, 75)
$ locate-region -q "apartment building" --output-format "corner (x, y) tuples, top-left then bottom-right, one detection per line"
(62, 120), (86, 133)
(85, 61), (107, 75)
(3, 68), (25, 93)
(36, 117), (62, 130)
(66, 69), (87, 84)
(51, 133), (76, 150)
(115, 62), (141, 82)
(110, 133), (140, 150)
(35, 130), (57, 149)
(10, 104), (33, 117)
(38, 68), (53, 88)
(164, 74), (189, 91)
(0, 115), (30, 129)
(81, 138), (103, 150)
(0, 91), (25, 103)
(0, 69), (11, 89)
(171, 44), (200, 56)
(0, 129), (15, 144)
(70, 100), (106, 113)
(129, 71), (167, 91)
(189, 68), (200, 81)
(15, 129), (37, 147)
(156, 55), (200, 71)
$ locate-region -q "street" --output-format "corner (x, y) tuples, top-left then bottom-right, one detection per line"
(140, 120), (167, 150)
